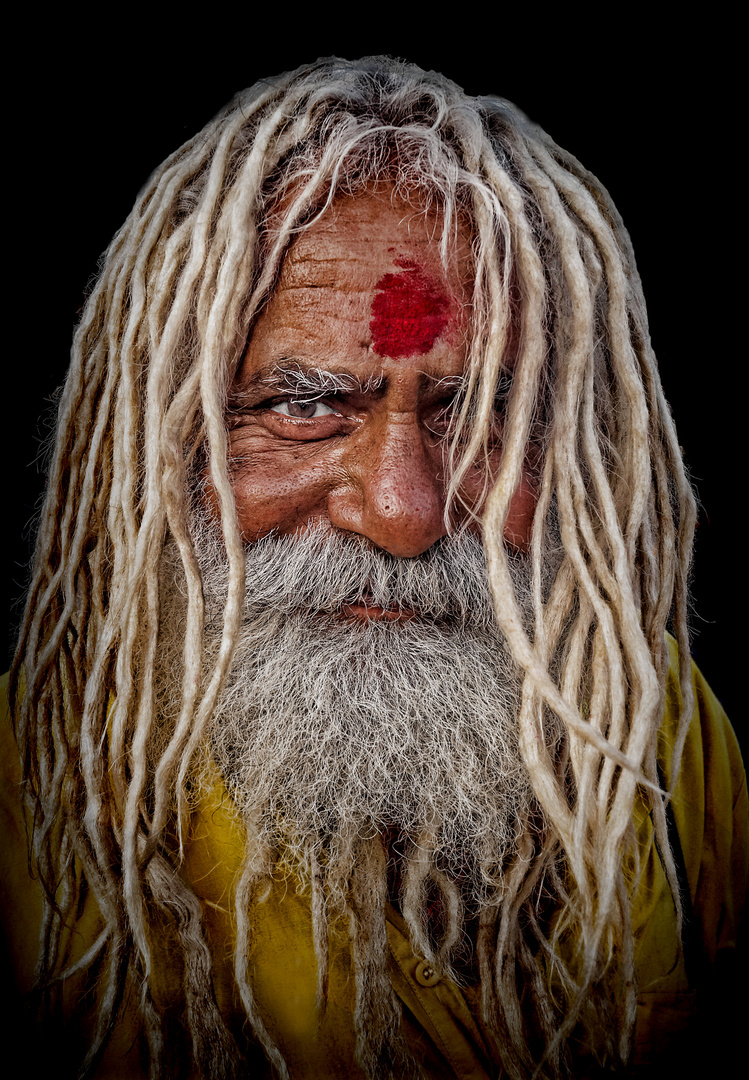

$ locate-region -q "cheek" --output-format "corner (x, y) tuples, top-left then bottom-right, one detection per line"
(232, 460), (328, 540)
(225, 442), (332, 541)
(458, 460), (538, 551)
(502, 470), (538, 551)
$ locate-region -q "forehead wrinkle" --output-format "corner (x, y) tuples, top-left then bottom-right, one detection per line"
(281, 250), (370, 289)
(280, 274), (372, 293)
(262, 275), (373, 329)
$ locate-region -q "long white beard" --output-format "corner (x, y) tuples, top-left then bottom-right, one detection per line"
(191, 522), (535, 902)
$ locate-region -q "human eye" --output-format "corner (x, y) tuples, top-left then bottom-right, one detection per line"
(426, 389), (465, 440)
(426, 373), (513, 447)
(244, 390), (357, 443)
(429, 403), (457, 437)
(270, 398), (340, 419)
(488, 374), (513, 436)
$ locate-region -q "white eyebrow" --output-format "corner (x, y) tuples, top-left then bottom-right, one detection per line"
(428, 373), (468, 396)
(229, 363), (471, 414)
(261, 363), (385, 399)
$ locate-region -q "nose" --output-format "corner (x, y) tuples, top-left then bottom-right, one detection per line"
(327, 413), (447, 557)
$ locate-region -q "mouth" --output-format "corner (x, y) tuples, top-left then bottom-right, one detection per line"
(339, 597), (417, 622)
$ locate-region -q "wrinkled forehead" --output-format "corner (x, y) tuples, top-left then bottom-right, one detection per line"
(250, 188), (475, 365)
(279, 187), (474, 305)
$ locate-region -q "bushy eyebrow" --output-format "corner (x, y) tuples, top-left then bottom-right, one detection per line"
(227, 363), (473, 417)
(428, 373), (468, 397)
(229, 362), (385, 408)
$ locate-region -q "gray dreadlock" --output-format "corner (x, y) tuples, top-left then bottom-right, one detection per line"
(11, 55), (696, 1079)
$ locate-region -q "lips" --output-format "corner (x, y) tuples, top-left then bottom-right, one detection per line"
(339, 594), (416, 621)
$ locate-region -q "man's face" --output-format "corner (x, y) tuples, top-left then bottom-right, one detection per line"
(187, 188), (539, 877)
(226, 187), (536, 603)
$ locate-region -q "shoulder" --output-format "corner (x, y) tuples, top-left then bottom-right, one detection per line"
(0, 670), (49, 1067)
(660, 636), (747, 955)
(0, 671), (43, 998)
(633, 642), (747, 1069)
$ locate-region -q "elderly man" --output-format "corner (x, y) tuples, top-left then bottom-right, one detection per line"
(2, 57), (745, 1079)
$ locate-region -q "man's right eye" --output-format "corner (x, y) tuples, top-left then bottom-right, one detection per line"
(270, 399), (339, 419)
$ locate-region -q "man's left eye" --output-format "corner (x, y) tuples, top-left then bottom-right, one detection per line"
(270, 399), (338, 419)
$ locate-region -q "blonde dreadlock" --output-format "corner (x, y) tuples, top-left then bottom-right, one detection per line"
(11, 56), (696, 1079)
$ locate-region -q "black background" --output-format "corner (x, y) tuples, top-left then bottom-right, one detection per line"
(4, 24), (740, 745)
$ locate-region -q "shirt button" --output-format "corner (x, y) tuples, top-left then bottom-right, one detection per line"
(414, 960), (441, 987)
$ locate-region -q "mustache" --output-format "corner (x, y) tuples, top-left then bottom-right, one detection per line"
(195, 522), (512, 628)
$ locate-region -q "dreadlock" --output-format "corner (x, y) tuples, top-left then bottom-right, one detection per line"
(11, 55), (696, 1078)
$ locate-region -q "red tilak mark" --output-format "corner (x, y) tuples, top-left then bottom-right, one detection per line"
(370, 257), (453, 358)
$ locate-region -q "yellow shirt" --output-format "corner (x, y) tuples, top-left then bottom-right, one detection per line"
(1, 639), (746, 1077)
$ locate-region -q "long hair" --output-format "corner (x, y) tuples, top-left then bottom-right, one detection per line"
(11, 56), (696, 1078)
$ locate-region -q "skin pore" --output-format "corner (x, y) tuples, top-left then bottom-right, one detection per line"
(227, 187), (537, 617)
